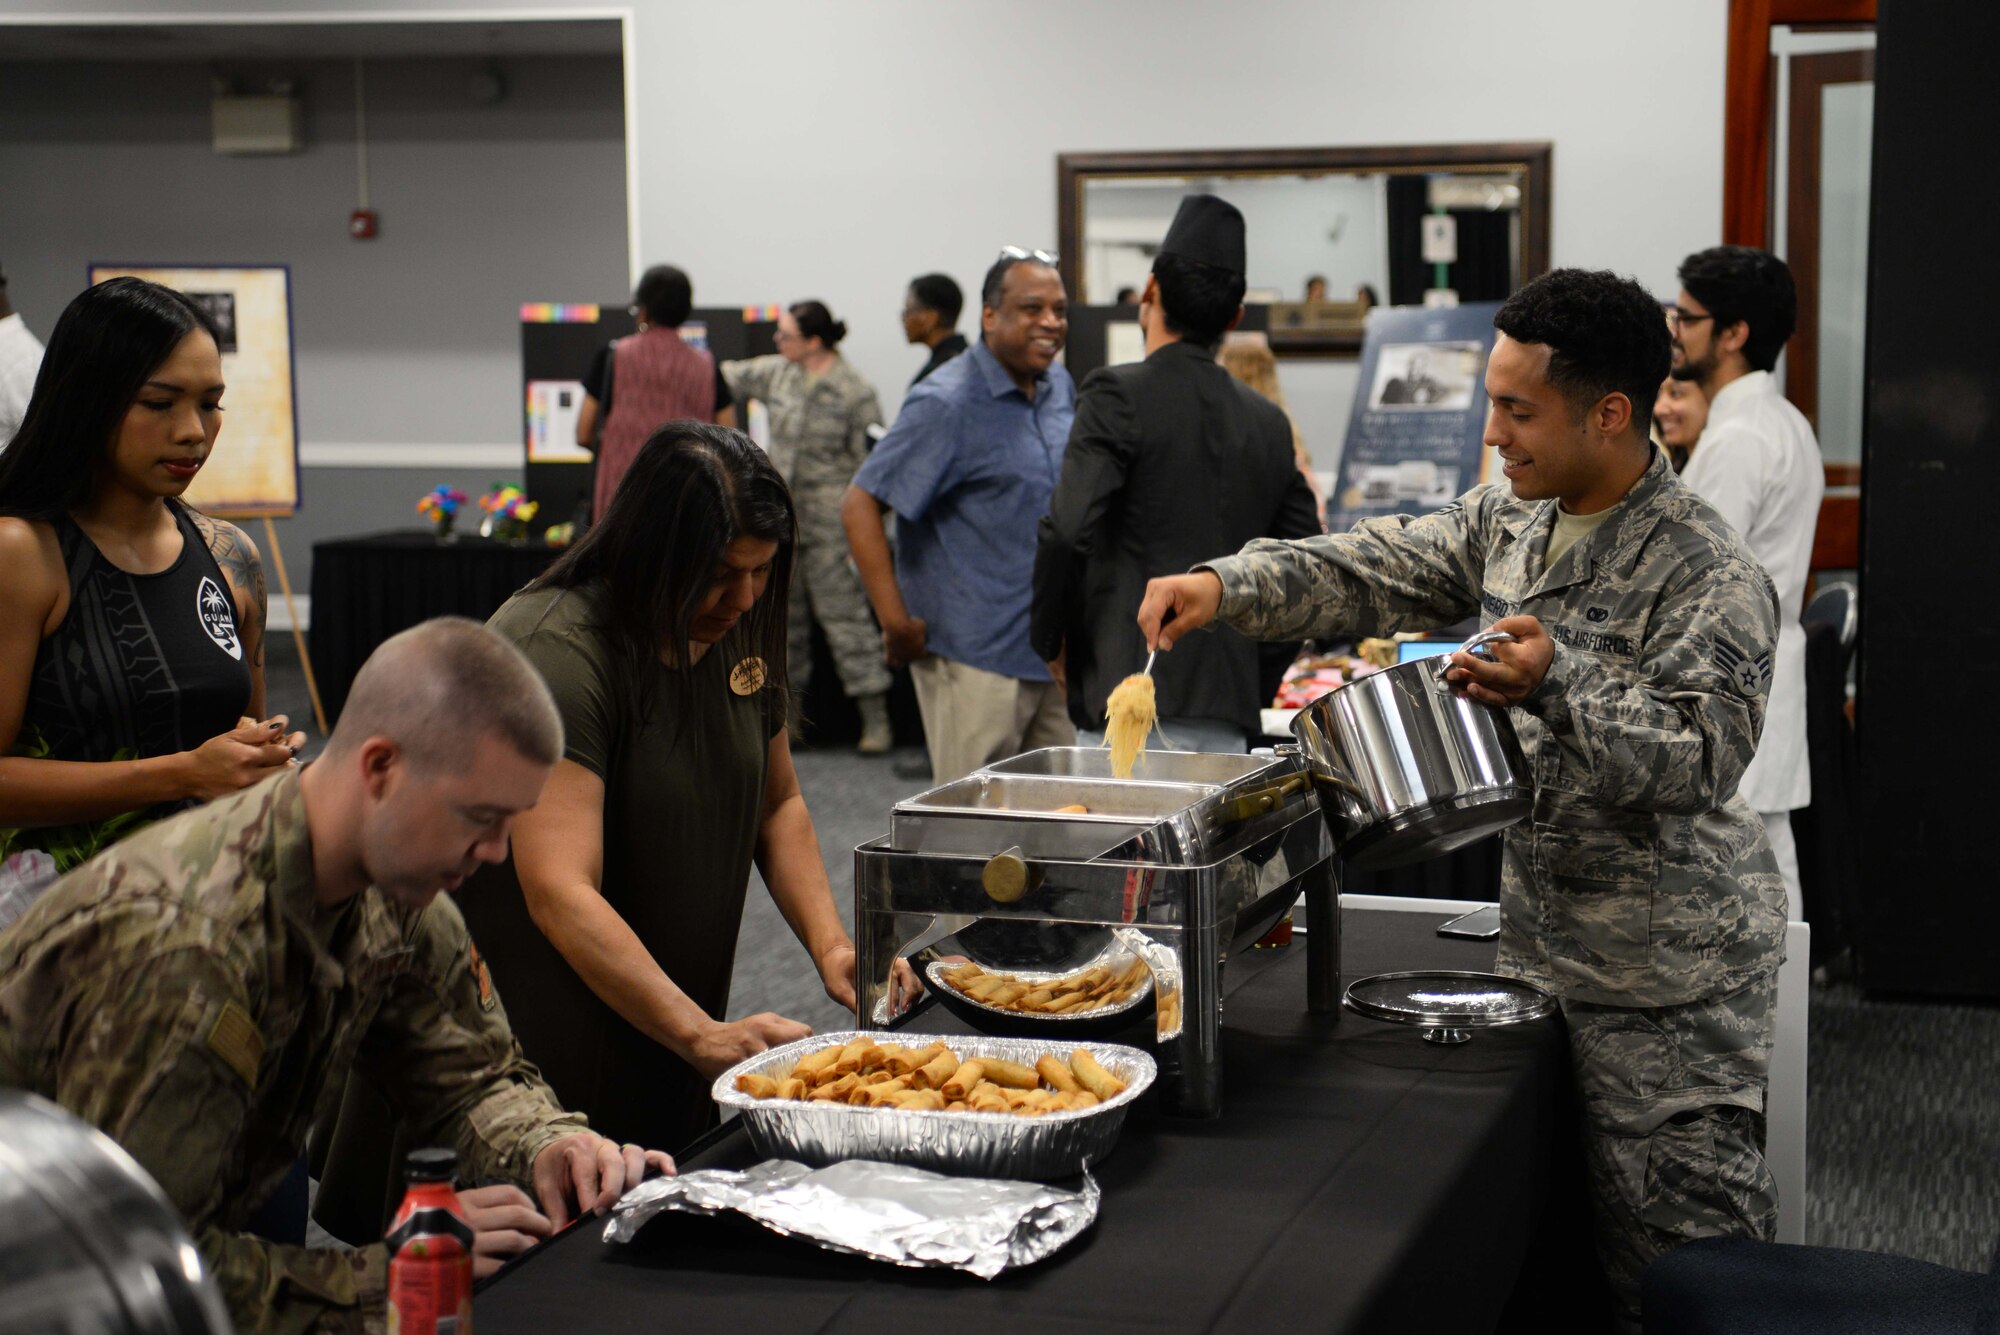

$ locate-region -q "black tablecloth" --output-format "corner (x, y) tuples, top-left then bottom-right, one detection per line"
(308, 531), (560, 720)
(476, 908), (1610, 1333)
(1339, 833), (1504, 902)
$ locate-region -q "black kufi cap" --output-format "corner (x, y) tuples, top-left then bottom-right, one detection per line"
(1157, 194), (1246, 275)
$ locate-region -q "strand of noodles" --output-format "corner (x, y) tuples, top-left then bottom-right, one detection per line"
(1104, 673), (1157, 779)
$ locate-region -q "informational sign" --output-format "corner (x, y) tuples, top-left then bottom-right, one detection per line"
(525, 380), (591, 463)
(1105, 320), (1146, 367)
(89, 264), (300, 516)
(521, 306), (778, 528)
(1328, 302), (1501, 534)
(1420, 214), (1459, 264)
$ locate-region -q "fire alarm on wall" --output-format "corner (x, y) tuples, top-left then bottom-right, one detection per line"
(350, 209), (378, 240)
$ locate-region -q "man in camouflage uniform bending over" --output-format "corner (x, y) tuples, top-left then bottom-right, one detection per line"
(1139, 268), (1787, 1326)
(0, 618), (674, 1334)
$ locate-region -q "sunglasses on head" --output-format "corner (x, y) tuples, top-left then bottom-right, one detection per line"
(997, 245), (1059, 266)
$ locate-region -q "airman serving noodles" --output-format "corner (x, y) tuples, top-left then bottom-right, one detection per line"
(1139, 268), (1786, 1328)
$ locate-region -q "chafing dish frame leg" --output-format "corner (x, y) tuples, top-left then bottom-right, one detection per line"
(857, 906), (938, 1028)
(1111, 924), (1217, 1120)
(1305, 858), (1341, 1015)
(1176, 910), (1224, 1118)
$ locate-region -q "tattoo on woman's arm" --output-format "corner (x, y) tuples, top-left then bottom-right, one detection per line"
(209, 522), (269, 669)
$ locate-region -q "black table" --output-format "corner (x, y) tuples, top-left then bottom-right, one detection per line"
(308, 530), (560, 720)
(477, 908), (1611, 1332)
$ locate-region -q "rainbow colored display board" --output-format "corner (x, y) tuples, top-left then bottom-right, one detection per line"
(518, 303), (602, 323)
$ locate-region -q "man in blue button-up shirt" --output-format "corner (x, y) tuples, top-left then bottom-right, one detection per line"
(844, 252), (1077, 781)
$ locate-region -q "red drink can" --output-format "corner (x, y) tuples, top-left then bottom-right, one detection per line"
(387, 1147), (474, 1335)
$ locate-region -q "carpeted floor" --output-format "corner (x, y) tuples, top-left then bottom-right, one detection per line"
(268, 634), (1999, 1277)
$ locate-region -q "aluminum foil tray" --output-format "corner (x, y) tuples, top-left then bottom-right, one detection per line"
(711, 1031), (1156, 1180)
(923, 950), (1154, 1039)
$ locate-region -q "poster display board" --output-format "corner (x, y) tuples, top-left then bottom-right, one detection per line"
(519, 305), (776, 529)
(88, 264), (301, 516)
(1327, 302), (1501, 533)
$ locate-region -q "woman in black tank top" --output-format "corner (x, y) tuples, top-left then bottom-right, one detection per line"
(0, 278), (304, 894)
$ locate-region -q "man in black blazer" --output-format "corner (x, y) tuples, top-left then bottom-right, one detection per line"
(1031, 195), (1321, 750)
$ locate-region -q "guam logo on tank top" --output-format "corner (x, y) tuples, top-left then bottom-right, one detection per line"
(197, 576), (243, 660)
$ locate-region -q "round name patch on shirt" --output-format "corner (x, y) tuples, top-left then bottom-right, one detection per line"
(729, 657), (767, 696)
(197, 575), (243, 660)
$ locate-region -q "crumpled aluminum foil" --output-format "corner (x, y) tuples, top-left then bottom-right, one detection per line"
(604, 1158), (1100, 1279)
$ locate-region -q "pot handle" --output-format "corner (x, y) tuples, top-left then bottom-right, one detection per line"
(1437, 628), (1518, 673)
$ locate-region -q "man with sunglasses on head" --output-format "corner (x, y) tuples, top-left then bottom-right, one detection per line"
(1031, 195), (1321, 753)
(843, 247), (1077, 781)
(1670, 246), (1823, 924)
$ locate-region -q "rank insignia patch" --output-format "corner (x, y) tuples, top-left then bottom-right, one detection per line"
(1714, 639), (1773, 695)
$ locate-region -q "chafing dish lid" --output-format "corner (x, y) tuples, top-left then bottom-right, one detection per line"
(1342, 970), (1555, 1029)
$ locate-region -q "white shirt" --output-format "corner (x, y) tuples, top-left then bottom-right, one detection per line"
(0, 312), (45, 447)
(1679, 370), (1824, 812)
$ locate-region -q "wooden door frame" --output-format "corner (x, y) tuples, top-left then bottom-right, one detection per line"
(1784, 48), (1875, 434)
(1724, 0), (1876, 247)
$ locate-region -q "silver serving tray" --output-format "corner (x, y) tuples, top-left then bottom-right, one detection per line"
(981, 747), (1280, 785)
(711, 1031), (1156, 1180)
(923, 946), (1154, 1034)
(887, 747), (1300, 863)
(889, 774), (1198, 860)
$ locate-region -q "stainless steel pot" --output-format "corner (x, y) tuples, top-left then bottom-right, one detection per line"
(0, 1088), (232, 1334)
(1290, 630), (1532, 868)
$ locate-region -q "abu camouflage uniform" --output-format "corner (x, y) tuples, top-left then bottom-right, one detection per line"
(0, 771), (585, 1335)
(723, 353), (891, 700)
(1203, 447), (1787, 1324)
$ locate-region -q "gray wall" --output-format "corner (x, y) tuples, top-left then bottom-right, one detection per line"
(0, 53), (627, 601)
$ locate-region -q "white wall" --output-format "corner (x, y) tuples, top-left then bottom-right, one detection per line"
(629, 0), (1727, 413)
(0, 0), (1729, 481)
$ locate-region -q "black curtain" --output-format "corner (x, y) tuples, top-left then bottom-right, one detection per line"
(1386, 175), (1516, 305)
(1386, 177), (1430, 307)
(1854, 0), (2000, 998)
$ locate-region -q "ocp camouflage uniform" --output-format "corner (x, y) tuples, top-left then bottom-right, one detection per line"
(1203, 447), (1787, 1324)
(0, 771), (585, 1335)
(723, 354), (891, 700)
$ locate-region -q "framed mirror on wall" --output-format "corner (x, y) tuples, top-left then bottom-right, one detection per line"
(1057, 143), (1551, 355)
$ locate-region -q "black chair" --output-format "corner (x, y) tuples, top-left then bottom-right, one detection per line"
(1790, 620), (1860, 965)
(1803, 580), (1859, 672)
(1642, 1235), (2000, 1333)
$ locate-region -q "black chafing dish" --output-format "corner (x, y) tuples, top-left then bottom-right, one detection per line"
(855, 747), (1339, 1117)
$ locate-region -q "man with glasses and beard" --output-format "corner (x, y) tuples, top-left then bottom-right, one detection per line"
(843, 248), (1077, 782)
(1670, 246), (1823, 923)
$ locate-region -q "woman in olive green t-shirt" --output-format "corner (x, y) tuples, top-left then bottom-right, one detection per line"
(460, 423), (909, 1154)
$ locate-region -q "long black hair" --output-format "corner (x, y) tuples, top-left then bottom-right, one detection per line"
(530, 420), (796, 714)
(0, 277), (222, 521)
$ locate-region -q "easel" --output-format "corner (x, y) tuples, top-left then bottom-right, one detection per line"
(218, 507), (329, 738)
